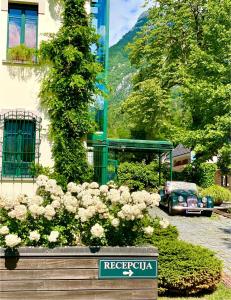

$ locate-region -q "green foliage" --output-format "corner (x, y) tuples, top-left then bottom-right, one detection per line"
(8, 44), (35, 62)
(117, 161), (169, 191)
(135, 218), (179, 246)
(39, 0), (101, 183)
(156, 239), (222, 296)
(201, 185), (231, 205)
(124, 0), (230, 164)
(174, 162), (217, 188)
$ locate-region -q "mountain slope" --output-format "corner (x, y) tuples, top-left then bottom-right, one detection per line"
(108, 12), (148, 138)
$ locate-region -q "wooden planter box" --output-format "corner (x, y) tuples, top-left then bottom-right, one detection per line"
(0, 246), (158, 300)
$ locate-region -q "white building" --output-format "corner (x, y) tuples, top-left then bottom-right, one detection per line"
(0, 0), (91, 197)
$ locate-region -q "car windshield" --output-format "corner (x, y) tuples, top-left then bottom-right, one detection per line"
(166, 181), (198, 193)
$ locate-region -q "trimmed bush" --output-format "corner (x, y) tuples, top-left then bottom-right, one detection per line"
(174, 162), (217, 188)
(117, 161), (169, 191)
(156, 239), (222, 296)
(135, 218), (179, 246)
(201, 185), (231, 205)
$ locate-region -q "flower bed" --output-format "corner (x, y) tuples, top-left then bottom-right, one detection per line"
(0, 175), (165, 248)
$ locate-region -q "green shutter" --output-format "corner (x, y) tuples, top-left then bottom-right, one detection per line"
(2, 119), (36, 177)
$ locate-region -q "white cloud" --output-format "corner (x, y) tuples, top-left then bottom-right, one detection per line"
(109, 0), (149, 46)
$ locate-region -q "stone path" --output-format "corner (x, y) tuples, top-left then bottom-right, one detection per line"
(150, 207), (231, 280)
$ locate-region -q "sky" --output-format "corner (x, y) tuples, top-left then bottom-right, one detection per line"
(109, 0), (149, 46)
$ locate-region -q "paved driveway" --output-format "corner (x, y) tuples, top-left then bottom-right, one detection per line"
(150, 207), (231, 276)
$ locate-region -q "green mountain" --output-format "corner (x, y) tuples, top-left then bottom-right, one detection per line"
(108, 12), (148, 138)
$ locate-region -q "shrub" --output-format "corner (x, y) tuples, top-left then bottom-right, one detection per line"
(174, 162), (217, 188)
(0, 175), (168, 248)
(201, 185), (231, 205)
(135, 219), (179, 246)
(156, 239), (222, 296)
(117, 161), (169, 191)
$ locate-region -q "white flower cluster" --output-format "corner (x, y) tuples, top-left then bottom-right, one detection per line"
(143, 226), (154, 236)
(159, 218), (170, 229)
(5, 234), (21, 248)
(0, 175), (162, 246)
(90, 223), (104, 238)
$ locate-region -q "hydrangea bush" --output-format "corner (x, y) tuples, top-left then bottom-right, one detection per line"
(0, 175), (169, 248)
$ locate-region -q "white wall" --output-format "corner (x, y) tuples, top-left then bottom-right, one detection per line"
(0, 0), (62, 198)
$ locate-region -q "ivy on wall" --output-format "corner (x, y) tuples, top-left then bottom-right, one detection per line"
(39, 0), (102, 183)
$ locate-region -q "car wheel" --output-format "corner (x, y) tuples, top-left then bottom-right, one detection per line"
(204, 211), (213, 217)
(168, 202), (176, 216)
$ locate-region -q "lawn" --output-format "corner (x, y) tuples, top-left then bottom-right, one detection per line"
(159, 284), (231, 300)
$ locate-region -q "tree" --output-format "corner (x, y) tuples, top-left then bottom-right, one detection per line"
(123, 0), (231, 170)
(39, 0), (101, 183)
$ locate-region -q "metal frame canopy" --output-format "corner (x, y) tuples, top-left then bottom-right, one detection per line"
(108, 139), (174, 184)
(108, 139), (173, 152)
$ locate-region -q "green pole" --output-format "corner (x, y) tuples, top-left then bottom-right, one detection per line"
(170, 150), (173, 181)
(158, 152), (161, 186)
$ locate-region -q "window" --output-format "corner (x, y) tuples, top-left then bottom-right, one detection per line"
(8, 4), (38, 49)
(1, 111), (41, 178)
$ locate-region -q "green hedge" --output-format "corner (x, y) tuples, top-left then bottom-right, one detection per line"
(117, 161), (169, 191)
(173, 162), (217, 188)
(201, 185), (231, 205)
(156, 240), (222, 296)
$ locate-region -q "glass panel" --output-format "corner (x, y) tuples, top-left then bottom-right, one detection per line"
(25, 19), (37, 48)
(25, 9), (37, 17)
(8, 16), (21, 47)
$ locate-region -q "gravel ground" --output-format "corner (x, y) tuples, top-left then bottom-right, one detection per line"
(150, 206), (231, 276)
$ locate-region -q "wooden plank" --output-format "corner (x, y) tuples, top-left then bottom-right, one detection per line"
(0, 279), (157, 292)
(0, 269), (98, 280)
(0, 258), (98, 270)
(0, 289), (157, 300)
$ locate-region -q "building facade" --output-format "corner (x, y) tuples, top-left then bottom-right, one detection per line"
(0, 0), (109, 197)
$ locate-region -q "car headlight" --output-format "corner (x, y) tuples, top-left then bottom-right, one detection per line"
(202, 197), (207, 203)
(178, 196), (184, 202)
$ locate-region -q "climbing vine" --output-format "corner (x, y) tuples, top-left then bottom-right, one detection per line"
(39, 0), (101, 183)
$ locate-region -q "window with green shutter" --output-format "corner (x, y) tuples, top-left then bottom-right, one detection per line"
(1, 111), (41, 178)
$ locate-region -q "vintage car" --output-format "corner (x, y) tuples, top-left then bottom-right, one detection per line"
(159, 181), (214, 216)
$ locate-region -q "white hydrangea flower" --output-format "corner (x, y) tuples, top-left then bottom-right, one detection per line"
(89, 182), (99, 189)
(67, 182), (79, 193)
(77, 207), (89, 222)
(16, 194), (28, 204)
(8, 205), (27, 221)
(29, 204), (45, 218)
(51, 200), (61, 209)
(111, 218), (120, 227)
(143, 226), (154, 236)
(5, 234), (21, 248)
(82, 194), (94, 207)
(159, 218), (170, 229)
(150, 193), (161, 207)
(107, 189), (121, 203)
(81, 182), (89, 190)
(29, 231), (40, 242)
(1, 197), (16, 210)
(27, 195), (43, 206)
(0, 226), (9, 235)
(89, 188), (100, 196)
(90, 223), (104, 238)
(44, 205), (56, 220)
(120, 191), (131, 204)
(63, 194), (78, 207)
(36, 175), (49, 187)
(48, 231), (59, 242)
(99, 185), (108, 194)
(119, 186), (129, 193)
